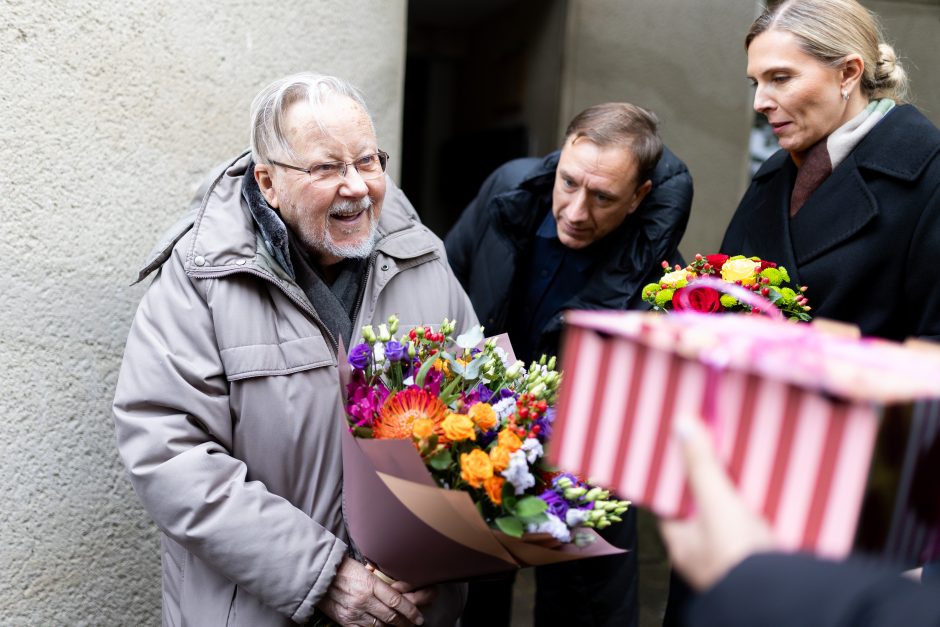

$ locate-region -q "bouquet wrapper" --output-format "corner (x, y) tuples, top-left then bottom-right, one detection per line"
(342, 430), (624, 587)
(549, 311), (940, 565)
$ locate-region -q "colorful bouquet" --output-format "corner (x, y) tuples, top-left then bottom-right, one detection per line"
(345, 316), (629, 548)
(642, 254), (812, 321)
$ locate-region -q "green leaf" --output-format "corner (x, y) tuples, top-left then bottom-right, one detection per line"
(428, 449), (452, 470)
(501, 482), (517, 511)
(456, 325), (484, 350)
(352, 426), (374, 438)
(463, 354), (490, 380)
(415, 353), (439, 388)
(766, 288), (783, 304)
(495, 516), (524, 537)
(512, 495), (549, 518)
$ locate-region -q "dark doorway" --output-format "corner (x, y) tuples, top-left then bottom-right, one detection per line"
(402, 0), (568, 238)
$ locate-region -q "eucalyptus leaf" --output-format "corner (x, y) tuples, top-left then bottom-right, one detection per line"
(513, 495), (549, 518)
(463, 354), (491, 380)
(456, 325), (484, 350)
(440, 353), (466, 377)
(495, 516), (524, 538)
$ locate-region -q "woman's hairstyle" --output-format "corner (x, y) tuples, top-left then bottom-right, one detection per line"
(746, 0), (909, 103)
(249, 73), (373, 164)
(564, 102), (664, 183)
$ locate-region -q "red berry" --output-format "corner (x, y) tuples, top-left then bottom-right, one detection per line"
(537, 400), (547, 412)
(661, 260), (669, 269)
(519, 407), (529, 419)
(761, 288), (770, 296)
(532, 425), (541, 434)
(695, 253), (703, 261)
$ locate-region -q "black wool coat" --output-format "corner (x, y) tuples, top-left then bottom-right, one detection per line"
(444, 147), (693, 358)
(722, 105), (940, 341)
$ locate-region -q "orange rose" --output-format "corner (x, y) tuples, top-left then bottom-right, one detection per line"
(442, 413), (476, 442)
(411, 418), (435, 440)
(468, 402), (497, 431)
(489, 445), (511, 472)
(497, 428), (523, 452)
(460, 449), (494, 488)
(484, 476), (505, 505)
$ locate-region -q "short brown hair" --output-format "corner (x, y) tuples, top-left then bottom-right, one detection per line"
(564, 103), (663, 183)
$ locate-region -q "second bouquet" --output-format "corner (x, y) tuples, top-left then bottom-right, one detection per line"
(341, 316), (628, 586)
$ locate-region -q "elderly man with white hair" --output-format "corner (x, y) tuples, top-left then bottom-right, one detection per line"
(113, 73), (475, 627)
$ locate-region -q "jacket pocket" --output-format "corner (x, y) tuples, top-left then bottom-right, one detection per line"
(219, 336), (334, 381)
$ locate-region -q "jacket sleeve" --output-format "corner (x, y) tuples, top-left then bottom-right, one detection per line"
(904, 179), (940, 341)
(689, 553), (940, 627)
(113, 254), (346, 623)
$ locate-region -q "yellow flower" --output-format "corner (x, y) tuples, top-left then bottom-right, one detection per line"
(460, 449), (494, 488)
(411, 418), (435, 440)
(721, 258), (760, 285)
(468, 402), (497, 431)
(489, 445), (511, 472)
(660, 269), (691, 287)
(497, 429), (523, 452)
(442, 413), (476, 442)
(484, 476), (505, 505)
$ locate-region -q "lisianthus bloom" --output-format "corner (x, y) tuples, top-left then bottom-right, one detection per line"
(468, 402), (497, 431)
(460, 449), (494, 488)
(539, 488), (569, 520)
(374, 388), (448, 442)
(484, 476), (505, 505)
(497, 428), (523, 452)
(348, 343), (372, 370)
(720, 258), (760, 284)
(442, 413), (476, 441)
(384, 339), (405, 362)
(489, 445), (511, 472)
(412, 417), (435, 440)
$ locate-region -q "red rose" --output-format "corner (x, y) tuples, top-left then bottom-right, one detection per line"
(673, 285), (723, 313)
(705, 254), (729, 270)
(758, 259), (777, 271)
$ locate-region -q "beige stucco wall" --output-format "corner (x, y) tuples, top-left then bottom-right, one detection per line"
(0, 1), (406, 623)
(561, 0), (940, 258)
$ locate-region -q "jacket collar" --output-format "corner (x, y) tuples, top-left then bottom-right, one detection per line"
(749, 105), (940, 267)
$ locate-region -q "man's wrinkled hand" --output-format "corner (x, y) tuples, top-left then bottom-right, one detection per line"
(317, 557), (425, 627)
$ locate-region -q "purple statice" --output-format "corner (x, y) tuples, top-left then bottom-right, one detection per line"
(384, 340), (405, 362)
(348, 342), (372, 370)
(539, 488), (570, 520)
(535, 407), (556, 441)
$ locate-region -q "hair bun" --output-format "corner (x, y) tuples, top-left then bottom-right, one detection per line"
(875, 42), (902, 84)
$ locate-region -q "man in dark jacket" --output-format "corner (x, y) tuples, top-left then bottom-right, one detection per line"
(445, 102), (693, 627)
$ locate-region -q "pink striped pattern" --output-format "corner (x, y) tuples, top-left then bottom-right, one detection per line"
(552, 323), (882, 558)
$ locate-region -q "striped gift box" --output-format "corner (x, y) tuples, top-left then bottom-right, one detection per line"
(550, 311), (940, 562)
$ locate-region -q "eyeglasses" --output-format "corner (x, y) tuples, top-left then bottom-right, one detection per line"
(270, 151), (389, 188)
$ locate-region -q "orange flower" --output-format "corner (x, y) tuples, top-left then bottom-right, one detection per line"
(468, 402), (497, 431)
(442, 413), (476, 442)
(489, 445), (511, 472)
(484, 476), (505, 505)
(412, 418), (435, 440)
(460, 449), (494, 488)
(374, 389), (448, 442)
(497, 428), (523, 452)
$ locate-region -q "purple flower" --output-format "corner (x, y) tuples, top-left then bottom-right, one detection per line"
(536, 407), (556, 441)
(539, 489), (570, 520)
(346, 375), (389, 427)
(384, 340), (405, 362)
(423, 368), (443, 395)
(348, 343), (372, 370)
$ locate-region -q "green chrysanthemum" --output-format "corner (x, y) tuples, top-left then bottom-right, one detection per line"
(779, 287), (797, 303)
(655, 288), (675, 309)
(759, 267), (783, 286)
(778, 266), (791, 283)
(642, 283), (661, 300)
(719, 294), (738, 308)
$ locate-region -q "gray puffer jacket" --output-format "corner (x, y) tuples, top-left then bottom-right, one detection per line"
(113, 152), (476, 626)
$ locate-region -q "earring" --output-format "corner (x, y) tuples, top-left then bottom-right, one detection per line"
(841, 89), (849, 101)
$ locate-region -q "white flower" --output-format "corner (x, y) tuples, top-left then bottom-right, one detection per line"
(493, 397), (516, 422)
(373, 343), (386, 364)
(493, 346), (510, 368)
(501, 450), (535, 495)
(526, 512), (571, 543)
(565, 508), (590, 527)
(521, 438), (543, 464)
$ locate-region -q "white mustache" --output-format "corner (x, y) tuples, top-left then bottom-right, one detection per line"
(329, 197), (373, 218)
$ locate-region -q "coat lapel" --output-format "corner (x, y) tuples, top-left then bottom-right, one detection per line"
(788, 155), (878, 266)
(742, 159), (803, 285)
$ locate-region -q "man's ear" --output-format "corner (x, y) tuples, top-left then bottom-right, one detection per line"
(628, 179), (653, 214)
(254, 164), (280, 209)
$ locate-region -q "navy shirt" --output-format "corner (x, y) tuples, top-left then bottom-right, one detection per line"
(507, 210), (598, 363)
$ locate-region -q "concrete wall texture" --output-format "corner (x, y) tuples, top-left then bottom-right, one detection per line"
(0, 1), (406, 624)
(561, 0), (940, 258)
